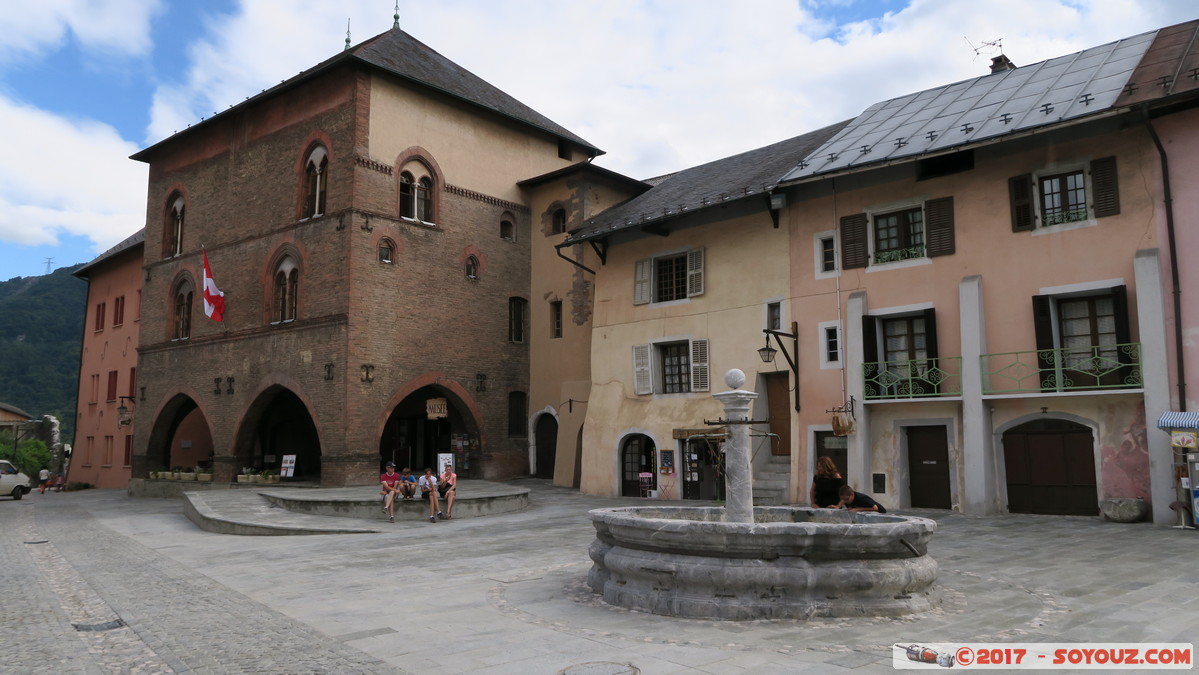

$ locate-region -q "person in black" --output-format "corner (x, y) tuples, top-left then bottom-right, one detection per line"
(837, 485), (887, 513)
(810, 456), (846, 507)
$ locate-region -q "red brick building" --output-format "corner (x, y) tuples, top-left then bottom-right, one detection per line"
(129, 27), (602, 485)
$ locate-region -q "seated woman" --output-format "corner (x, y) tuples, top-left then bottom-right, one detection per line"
(439, 463), (457, 519)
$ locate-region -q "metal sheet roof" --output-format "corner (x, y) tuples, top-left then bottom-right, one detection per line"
(1156, 411), (1199, 430)
(782, 28), (1159, 182)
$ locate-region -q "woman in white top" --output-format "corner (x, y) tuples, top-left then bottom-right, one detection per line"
(418, 468), (443, 522)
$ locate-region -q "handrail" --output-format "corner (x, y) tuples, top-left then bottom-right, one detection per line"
(981, 342), (1142, 394)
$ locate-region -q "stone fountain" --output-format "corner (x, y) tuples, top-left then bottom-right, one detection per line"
(587, 369), (940, 619)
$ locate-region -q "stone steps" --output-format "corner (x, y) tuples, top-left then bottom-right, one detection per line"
(753, 456), (791, 506)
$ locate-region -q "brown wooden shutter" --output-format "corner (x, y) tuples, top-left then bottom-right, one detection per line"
(924, 197), (955, 257)
(1091, 156), (1120, 218)
(922, 308), (939, 359)
(1009, 174), (1034, 232)
(840, 213), (869, 269)
(1032, 294), (1055, 391)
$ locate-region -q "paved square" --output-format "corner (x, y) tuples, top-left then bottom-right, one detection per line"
(2, 480), (1195, 673)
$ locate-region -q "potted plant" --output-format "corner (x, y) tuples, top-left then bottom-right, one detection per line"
(196, 465), (213, 482)
(170, 467), (184, 480)
(262, 469), (279, 484)
(179, 467), (197, 481)
(236, 467), (253, 483)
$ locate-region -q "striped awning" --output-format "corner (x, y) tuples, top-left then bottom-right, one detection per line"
(1156, 411), (1199, 430)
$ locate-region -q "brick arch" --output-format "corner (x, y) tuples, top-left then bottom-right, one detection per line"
(293, 130), (335, 221)
(142, 385), (214, 477)
(393, 146), (445, 223)
(458, 244), (487, 276)
(231, 373), (324, 479)
(375, 371), (485, 446)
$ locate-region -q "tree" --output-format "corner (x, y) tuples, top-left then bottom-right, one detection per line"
(0, 438), (53, 478)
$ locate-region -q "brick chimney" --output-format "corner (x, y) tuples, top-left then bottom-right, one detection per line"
(990, 54), (1016, 73)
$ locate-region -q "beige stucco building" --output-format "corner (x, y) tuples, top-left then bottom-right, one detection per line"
(562, 21), (1199, 525)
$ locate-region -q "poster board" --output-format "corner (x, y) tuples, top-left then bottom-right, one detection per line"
(437, 452), (455, 474)
(281, 455), (296, 478)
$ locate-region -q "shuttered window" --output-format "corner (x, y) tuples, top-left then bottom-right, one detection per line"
(632, 248), (705, 304)
(631, 338), (710, 395)
(1010, 156), (1119, 231)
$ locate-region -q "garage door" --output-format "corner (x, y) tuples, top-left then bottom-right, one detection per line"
(1003, 419), (1097, 516)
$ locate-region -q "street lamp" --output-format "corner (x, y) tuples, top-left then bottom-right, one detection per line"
(117, 396), (136, 427)
(759, 321), (800, 411)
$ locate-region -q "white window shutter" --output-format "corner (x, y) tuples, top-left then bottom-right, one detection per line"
(632, 344), (652, 395)
(690, 339), (709, 392)
(687, 248), (705, 297)
(633, 258), (652, 305)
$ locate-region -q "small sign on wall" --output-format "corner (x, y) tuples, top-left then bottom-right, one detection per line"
(427, 398), (448, 420)
(659, 449), (675, 474)
(1171, 431), (1198, 448)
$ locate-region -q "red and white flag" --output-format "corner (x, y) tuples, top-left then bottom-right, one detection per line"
(201, 248), (225, 322)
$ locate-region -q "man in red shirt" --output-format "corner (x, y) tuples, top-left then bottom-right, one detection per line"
(380, 462), (403, 522)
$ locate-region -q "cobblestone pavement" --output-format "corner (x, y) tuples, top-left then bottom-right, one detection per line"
(2, 481), (1196, 674)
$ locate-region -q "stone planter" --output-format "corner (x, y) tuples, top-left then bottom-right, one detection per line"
(249, 475), (262, 484)
(196, 473), (213, 482)
(179, 472), (196, 481)
(236, 475), (250, 483)
(1100, 498), (1148, 523)
(265, 475), (280, 484)
(148, 472), (158, 479)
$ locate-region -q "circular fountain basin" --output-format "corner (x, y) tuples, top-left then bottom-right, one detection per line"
(587, 505), (940, 620)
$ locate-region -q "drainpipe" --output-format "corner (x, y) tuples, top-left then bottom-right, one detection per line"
(1141, 104), (1187, 411)
(554, 242), (596, 275)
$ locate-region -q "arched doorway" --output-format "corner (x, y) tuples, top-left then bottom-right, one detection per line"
(620, 434), (656, 497)
(145, 394), (214, 474)
(534, 414), (557, 479)
(1003, 418), (1097, 515)
(380, 385), (479, 477)
(235, 386), (321, 481)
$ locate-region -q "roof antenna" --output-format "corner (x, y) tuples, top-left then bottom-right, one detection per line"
(344, 19), (351, 50)
(394, 1), (400, 29)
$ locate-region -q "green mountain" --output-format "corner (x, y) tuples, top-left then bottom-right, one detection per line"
(0, 265), (87, 440)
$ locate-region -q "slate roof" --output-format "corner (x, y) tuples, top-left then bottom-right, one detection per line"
(782, 20), (1199, 183)
(73, 229), (145, 280)
(564, 120), (849, 245)
(135, 28), (599, 161)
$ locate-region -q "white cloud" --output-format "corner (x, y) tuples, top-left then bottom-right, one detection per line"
(0, 96), (147, 253)
(0, 0), (162, 61)
(146, 0), (1199, 182)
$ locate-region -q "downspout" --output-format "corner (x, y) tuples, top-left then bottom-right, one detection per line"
(555, 241), (596, 275)
(1141, 104), (1187, 411)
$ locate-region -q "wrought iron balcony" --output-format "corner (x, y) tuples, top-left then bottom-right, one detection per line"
(981, 343), (1142, 394)
(863, 357), (962, 400)
(872, 245), (925, 265)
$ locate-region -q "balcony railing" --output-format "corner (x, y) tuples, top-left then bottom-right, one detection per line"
(863, 357), (962, 400)
(981, 343), (1142, 394)
(873, 245), (925, 265)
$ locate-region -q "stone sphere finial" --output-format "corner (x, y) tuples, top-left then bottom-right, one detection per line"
(725, 368), (746, 389)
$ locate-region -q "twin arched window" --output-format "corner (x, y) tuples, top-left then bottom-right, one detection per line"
(400, 170), (434, 223)
(164, 193), (185, 258)
(173, 280), (193, 340)
(273, 258), (299, 323)
(303, 146), (328, 218)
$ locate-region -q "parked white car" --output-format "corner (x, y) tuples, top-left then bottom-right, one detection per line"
(0, 460), (31, 499)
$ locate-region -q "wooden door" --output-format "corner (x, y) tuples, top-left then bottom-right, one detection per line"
(1003, 420), (1097, 515)
(764, 372), (791, 456)
(907, 425), (951, 509)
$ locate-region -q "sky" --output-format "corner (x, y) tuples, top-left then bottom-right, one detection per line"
(0, 0), (1195, 281)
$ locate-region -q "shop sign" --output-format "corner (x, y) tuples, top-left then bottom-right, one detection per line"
(1171, 430), (1198, 448)
(427, 398), (448, 420)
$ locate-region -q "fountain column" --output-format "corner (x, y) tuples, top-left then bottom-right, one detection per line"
(713, 369), (758, 523)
